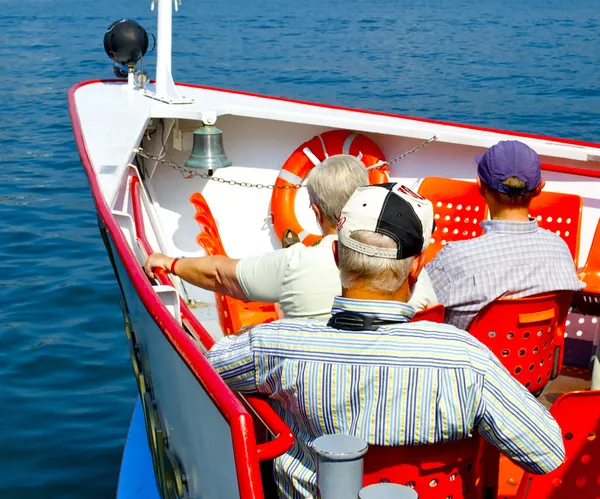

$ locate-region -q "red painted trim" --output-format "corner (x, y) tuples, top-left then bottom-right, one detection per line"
(177, 82), (600, 151)
(540, 162), (600, 179)
(246, 397), (295, 462)
(84, 80), (600, 179)
(130, 176), (216, 349)
(130, 175), (293, 462)
(69, 81), (264, 499)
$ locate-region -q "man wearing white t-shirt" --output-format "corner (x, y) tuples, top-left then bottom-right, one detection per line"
(145, 155), (436, 320)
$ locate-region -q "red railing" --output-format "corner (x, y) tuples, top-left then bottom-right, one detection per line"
(130, 176), (216, 349)
(130, 175), (294, 462)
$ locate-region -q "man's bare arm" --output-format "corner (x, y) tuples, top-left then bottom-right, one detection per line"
(144, 253), (247, 300)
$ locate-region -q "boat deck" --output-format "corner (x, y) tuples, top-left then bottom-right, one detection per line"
(540, 366), (592, 410)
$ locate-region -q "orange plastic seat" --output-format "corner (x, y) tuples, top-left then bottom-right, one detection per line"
(515, 390), (600, 499)
(363, 436), (485, 499)
(469, 292), (572, 499)
(468, 291), (574, 395)
(529, 189), (583, 266)
(417, 177), (488, 264)
(413, 304), (445, 323)
(190, 192), (278, 335)
(575, 217), (600, 316)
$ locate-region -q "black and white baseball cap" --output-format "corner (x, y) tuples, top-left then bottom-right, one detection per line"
(337, 183), (434, 259)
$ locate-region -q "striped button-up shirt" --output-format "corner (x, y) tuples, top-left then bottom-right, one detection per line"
(207, 296), (564, 499)
(426, 219), (584, 330)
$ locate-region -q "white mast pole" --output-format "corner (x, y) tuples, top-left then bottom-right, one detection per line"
(154, 0), (181, 102)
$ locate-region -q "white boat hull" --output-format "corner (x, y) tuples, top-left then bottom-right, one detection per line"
(70, 79), (600, 498)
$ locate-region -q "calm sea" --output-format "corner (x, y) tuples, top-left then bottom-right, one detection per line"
(1, 0), (599, 496)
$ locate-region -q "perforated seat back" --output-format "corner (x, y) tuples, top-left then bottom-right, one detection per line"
(581, 217), (600, 274)
(576, 218), (600, 315)
(417, 177), (488, 264)
(413, 304), (445, 323)
(363, 436), (485, 499)
(516, 390), (600, 499)
(468, 292), (574, 394)
(529, 188), (583, 266)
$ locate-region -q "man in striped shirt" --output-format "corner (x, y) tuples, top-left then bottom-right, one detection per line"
(426, 140), (583, 330)
(207, 183), (565, 499)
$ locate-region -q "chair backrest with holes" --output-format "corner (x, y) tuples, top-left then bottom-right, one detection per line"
(581, 217), (600, 275)
(575, 218), (600, 315)
(363, 436), (485, 499)
(529, 189), (583, 267)
(582, 219), (600, 278)
(417, 177), (489, 264)
(413, 304), (445, 323)
(468, 291), (574, 394)
(516, 390), (600, 499)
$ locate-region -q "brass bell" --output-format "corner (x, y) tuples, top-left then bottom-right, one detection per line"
(184, 124), (232, 172)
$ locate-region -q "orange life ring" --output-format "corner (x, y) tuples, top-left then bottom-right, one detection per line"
(270, 129), (389, 246)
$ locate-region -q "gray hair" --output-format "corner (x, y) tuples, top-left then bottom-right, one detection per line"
(306, 154), (369, 225)
(338, 231), (415, 293)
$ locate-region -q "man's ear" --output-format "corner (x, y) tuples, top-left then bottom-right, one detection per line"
(311, 203), (324, 224)
(332, 240), (340, 268)
(532, 178), (545, 198)
(407, 252), (426, 288)
(476, 176), (485, 196)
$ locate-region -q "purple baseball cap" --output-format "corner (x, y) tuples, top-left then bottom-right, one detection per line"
(476, 140), (542, 195)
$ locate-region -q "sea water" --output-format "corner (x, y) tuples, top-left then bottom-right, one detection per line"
(1, 0), (599, 496)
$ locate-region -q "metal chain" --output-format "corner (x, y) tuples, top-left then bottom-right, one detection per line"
(136, 148), (299, 189)
(388, 135), (438, 165)
(135, 134), (437, 189)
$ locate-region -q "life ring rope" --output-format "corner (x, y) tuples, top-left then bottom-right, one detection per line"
(277, 169), (304, 185)
(342, 132), (359, 154)
(316, 134), (329, 159)
(303, 147), (321, 166)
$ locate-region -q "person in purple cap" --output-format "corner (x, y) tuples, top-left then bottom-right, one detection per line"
(207, 183), (564, 499)
(426, 140), (584, 330)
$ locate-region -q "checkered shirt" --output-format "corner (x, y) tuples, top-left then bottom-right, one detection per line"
(426, 219), (584, 330)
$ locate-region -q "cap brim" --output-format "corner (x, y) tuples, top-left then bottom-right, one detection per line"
(475, 153), (484, 164)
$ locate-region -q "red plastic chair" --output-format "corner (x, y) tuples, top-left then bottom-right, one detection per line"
(529, 188), (583, 266)
(516, 390), (600, 499)
(575, 217), (600, 316)
(468, 291), (574, 395)
(363, 436), (485, 499)
(413, 304), (445, 323)
(417, 177), (489, 264)
(470, 292), (573, 499)
(190, 192), (278, 335)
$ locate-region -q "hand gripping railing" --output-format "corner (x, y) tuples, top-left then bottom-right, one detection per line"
(130, 175), (294, 462)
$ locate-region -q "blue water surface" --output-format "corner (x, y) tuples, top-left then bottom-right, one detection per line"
(0, 0), (599, 496)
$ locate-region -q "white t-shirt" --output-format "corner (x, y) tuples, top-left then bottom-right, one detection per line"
(236, 235), (437, 320)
